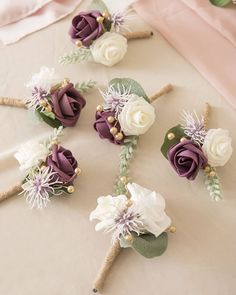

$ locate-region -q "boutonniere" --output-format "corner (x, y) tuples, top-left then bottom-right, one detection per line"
(0, 66), (95, 128)
(0, 127), (81, 208)
(161, 103), (233, 201)
(59, 0), (153, 67)
(90, 78), (175, 292)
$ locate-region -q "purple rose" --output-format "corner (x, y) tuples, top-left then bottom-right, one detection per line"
(51, 83), (86, 127)
(46, 145), (78, 185)
(94, 110), (125, 145)
(69, 10), (103, 47)
(168, 140), (207, 180)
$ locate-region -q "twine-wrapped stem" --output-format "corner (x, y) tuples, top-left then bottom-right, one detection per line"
(122, 30), (153, 40)
(93, 239), (121, 293)
(0, 183), (22, 202)
(203, 102), (210, 129)
(149, 84), (173, 103)
(0, 97), (26, 108)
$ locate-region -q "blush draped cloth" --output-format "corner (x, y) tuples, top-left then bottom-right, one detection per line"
(0, 0), (81, 45)
(133, 0), (236, 109)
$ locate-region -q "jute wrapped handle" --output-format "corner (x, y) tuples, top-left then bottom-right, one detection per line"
(93, 239), (121, 293)
(0, 97), (26, 108)
(149, 84), (173, 103)
(203, 102), (210, 129)
(122, 30), (153, 40)
(0, 183), (22, 202)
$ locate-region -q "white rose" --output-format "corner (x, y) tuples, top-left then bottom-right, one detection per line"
(26, 66), (58, 92)
(90, 32), (127, 66)
(118, 94), (156, 136)
(127, 183), (171, 237)
(14, 140), (49, 171)
(202, 128), (233, 167)
(90, 182), (171, 240)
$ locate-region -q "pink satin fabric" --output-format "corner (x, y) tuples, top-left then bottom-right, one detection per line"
(0, 0), (81, 45)
(133, 0), (236, 109)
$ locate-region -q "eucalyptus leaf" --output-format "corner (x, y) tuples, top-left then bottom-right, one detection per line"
(89, 0), (109, 12)
(209, 0), (231, 6)
(132, 232), (168, 258)
(109, 78), (149, 102)
(36, 110), (62, 128)
(160, 125), (185, 159)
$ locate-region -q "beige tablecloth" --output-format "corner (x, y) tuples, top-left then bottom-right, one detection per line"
(0, 1), (235, 294)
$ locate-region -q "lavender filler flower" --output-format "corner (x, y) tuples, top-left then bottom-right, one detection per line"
(181, 110), (207, 145)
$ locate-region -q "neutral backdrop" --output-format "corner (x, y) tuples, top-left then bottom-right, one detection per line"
(0, 1), (235, 295)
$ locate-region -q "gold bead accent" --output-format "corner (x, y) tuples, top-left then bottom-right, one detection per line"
(167, 132), (175, 140)
(110, 127), (118, 135)
(115, 132), (124, 141)
(67, 185), (75, 194)
(61, 78), (70, 87)
(120, 176), (127, 184)
(125, 199), (132, 207)
(107, 116), (115, 124)
(51, 140), (58, 145)
(96, 105), (103, 112)
(40, 164), (46, 170)
(168, 226), (176, 233)
(124, 234), (133, 242)
(209, 171), (216, 178)
(75, 167), (81, 175)
(205, 165), (211, 173)
(180, 137), (187, 142)
(102, 10), (110, 19)
(96, 16), (104, 23)
(39, 99), (47, 107)
(75, 40), (82, 47)
(45, 105), (52, 113)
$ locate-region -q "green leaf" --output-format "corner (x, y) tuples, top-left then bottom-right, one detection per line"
(103, 18), (112, 31)
(209, 0), (231, 6)
(58, 48), (91, 65)
(109, 78), (149, 102)
(131, 232), (168, 258)
(75, 80), (96, 93)
(160, 125), (185, 159)
(43, 111), (56, 120)
(36, 110), (62, 128)
(89, 0), (109, 12)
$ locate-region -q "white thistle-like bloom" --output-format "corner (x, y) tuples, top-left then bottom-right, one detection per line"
(100, 83), (132, 117)
(90, 183), (171, 243)
(26, 66), (58, 92)
(110, 9), (134, 32)
(21, 166), (63, 209)
(181, 110), (207, 145)
(14, 140), (49, 171)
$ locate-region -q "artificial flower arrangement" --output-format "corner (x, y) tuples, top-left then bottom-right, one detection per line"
(0, 66), (95, 128)
(59, 0), (153, 67)
(90, 78), (175, 292)
(161, 103), (233, 201)
(0, 127), (81, 209)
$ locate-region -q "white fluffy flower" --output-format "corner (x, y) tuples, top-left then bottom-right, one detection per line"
(202, 128), (233, 167)
(21, 166), (63, 209)
(90, 32), (127, 66)
(118, 94), (156, 136)
(90, 183), (171, 242)
(14, 140), (49, 171)
(26, 66), (58, 92)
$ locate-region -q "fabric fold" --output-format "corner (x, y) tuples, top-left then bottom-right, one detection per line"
(0, 0), (81, 45)
(133, 0), (236, 109)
